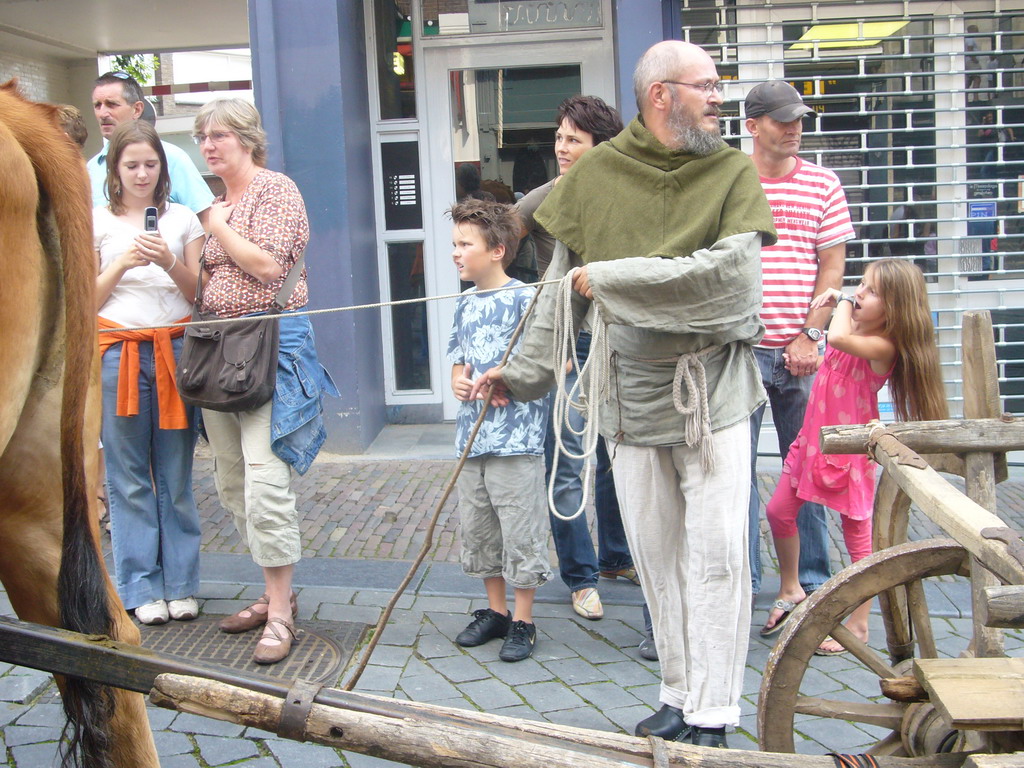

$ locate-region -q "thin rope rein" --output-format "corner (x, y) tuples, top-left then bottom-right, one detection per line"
(97, 277), (565, 333)
(547, 269), (609, 523)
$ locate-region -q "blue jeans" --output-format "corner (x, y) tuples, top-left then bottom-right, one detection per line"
(545, 332), (633, 591)
(748, 346), (831, 595)
(102, 338), (201, 610)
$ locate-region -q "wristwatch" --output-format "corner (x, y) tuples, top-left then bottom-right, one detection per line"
(801, 327), (823, 342)
(837, 294), (856, 307)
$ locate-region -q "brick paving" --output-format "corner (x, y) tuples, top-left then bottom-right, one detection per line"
(2, 441), (1024, 766)
(195, 454), (473, 563)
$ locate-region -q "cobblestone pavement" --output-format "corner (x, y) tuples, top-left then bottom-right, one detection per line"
(2, 434), (1024, 767)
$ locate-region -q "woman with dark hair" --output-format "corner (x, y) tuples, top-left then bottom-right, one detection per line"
(94, 119), (205, 626)
(193, 97), (336, 664)
(514, 95), (636, 626)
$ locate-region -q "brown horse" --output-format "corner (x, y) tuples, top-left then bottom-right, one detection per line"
(0, 81), (159, 767)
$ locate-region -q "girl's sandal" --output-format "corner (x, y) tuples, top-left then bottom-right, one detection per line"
(218, 592), (298, 634)
(252, 617), (298, 665)
(814, 635), (848, 656)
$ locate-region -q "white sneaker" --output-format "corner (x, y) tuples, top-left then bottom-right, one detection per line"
(135, 599), (169, 625)
(167, 597), (199, 621)
(571, 587), (604, 620)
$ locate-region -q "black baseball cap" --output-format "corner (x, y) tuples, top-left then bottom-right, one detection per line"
(744, 81), (814, 122)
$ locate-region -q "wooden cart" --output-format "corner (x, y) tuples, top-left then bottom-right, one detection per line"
(759, 311), (1024, 760)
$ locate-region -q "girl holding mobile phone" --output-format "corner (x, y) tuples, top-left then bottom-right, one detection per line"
(94, 119), (206, 626)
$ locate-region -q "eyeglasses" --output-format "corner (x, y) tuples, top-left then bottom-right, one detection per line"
(192, 130), (233, 145)
(108, 71), (131, 80)
(661, 80), (724, 96)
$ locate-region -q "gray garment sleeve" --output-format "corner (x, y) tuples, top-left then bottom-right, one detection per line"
(586, 232), (764, 338)
(515, 180), (557, 276)
(502, 240), (589, 401)
(515, 181), (553, 233)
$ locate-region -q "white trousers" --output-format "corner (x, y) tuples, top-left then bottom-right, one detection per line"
(608, 420), (751, 728)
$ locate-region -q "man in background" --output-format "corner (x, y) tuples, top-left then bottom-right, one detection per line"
(88, 71), (212, 224)
(742, 81), (853, 631)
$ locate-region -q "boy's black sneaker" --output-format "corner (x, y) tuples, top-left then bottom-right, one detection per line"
(456, 608), (511, 647)
(498, 620), (536, 662)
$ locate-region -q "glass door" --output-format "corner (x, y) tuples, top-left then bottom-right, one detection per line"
(422, 39), (614, 418)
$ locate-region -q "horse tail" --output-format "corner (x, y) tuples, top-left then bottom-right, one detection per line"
(0, 81), (116, 768)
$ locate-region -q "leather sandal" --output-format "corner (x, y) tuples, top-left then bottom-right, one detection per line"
(253, 617), (297, 665)
(600, 567), (641, 586)
(219, 592), (298, 634)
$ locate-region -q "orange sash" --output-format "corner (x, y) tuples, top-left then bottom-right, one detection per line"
(97, 316), (190, 430)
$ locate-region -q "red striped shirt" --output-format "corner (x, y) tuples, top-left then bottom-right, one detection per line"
(757, 158), (854, 348)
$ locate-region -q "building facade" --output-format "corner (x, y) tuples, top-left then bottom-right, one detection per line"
(335, 0), (1023, 452)
(2, 0), (1021, 453)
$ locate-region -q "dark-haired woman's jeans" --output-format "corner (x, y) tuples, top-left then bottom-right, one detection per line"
(545, 332), (633, 592)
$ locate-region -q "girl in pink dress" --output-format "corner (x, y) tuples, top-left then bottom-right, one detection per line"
(759, 259), (947, 653)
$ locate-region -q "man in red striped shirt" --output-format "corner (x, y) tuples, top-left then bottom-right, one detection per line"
(743, 81), (854, 623)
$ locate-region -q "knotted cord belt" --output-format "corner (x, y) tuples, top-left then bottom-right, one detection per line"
(613, 345), (720, 473)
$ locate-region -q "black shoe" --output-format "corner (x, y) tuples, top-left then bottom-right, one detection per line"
(456, 608), (511, 647)
(498, 620), (536, 662)
(634, 705), (689, 741)
(638, 629), (658, 661)
(690, 725), (727, 748)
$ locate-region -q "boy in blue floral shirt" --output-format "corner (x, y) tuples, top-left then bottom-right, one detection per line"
(447, 198), (551, 662)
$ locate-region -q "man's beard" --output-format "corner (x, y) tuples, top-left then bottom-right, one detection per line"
(667, 99), (724, 156)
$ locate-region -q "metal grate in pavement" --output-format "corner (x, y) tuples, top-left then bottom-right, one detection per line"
(138, 617), (368, 684)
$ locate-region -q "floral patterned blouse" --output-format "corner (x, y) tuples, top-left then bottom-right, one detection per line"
(201, 169), (309, 318)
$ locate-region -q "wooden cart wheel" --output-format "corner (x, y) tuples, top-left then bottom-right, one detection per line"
(758, 538), (970, 755)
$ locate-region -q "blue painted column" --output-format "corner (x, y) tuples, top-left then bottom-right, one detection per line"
(613, 0), (673, 123)
(249, 0), (384, 453)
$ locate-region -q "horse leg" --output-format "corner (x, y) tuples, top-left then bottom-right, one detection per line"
(0, 373), (159, 768)
(0, 82), (159, 768)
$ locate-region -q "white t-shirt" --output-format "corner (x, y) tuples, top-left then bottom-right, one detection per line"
(94, 202), (205, 327)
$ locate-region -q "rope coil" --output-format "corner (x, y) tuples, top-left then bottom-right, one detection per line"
(547, 269), (609, 522)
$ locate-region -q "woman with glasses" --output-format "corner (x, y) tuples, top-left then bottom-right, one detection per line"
(192, 98), (337, 665)
(94, 119), (205, 626)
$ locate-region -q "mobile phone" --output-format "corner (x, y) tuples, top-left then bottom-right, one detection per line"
(144, 206), (158, 232)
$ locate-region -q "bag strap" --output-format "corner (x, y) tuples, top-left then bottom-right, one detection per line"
(272, 252), (306, 311)
(190, 256), (206, 321)
(189, 252), (307, 319)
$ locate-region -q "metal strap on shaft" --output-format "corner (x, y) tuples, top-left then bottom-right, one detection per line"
(277, 678), (323, 742)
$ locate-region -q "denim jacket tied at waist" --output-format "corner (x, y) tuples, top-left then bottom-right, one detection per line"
(272, 313), (339, 474)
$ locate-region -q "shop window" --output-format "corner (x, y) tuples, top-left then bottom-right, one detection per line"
(376, 0), (416, 119)
(449, 65), (581, 202)
(387, 242), (432, 391)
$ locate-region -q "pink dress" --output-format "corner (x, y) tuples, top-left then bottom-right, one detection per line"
(781, 343), (895, 519)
